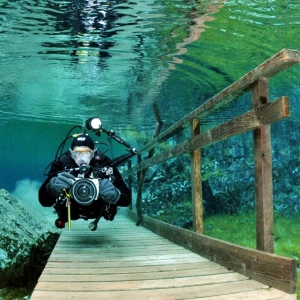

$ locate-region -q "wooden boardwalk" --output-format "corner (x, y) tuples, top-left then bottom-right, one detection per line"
(31, 214), (296, 299)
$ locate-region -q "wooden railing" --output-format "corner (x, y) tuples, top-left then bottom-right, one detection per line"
(123, 49), (300, 293)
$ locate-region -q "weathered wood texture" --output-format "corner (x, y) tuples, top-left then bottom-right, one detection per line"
(125, 209), (297, 295)
(127, 96), (290, 175)
(252, 78), (274, 253)
(31, 214), (296, 299)
(138, 48), (299, 154)
(191, 118), (203, 233)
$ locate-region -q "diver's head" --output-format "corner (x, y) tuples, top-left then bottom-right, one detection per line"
(70, 134), (95, 166)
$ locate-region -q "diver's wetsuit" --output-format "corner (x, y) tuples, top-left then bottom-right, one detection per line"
(38, 150), (131, 222)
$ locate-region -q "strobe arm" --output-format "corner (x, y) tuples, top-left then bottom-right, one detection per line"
(85, 117), (137, 165)
(108, 151), (137, 168)
(102, 128), (133, 150)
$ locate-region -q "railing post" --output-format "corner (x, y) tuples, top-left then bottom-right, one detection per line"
(252, 77), (274, 253)
(191, 118), (203, 233)
(136, 154), (142, 225)
(127, 160), (132, 210)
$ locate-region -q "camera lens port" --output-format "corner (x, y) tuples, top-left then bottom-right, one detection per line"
(71, 178), (98, 206)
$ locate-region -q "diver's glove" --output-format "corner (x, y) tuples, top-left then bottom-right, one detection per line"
(99, 179), (120, 204)
(46, 172), (76, 197)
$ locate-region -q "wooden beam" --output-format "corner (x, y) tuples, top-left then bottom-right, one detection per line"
(252, 78), (274, 253)
(138, 49), (299, 154)
(127, 160), (133, 210)
(124, 209), (297, 294)
(127, 96), (290, 175)
(136, 154), (142, 225)
(191, 118), (203, 233)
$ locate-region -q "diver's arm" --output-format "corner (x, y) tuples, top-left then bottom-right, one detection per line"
(112, 167), (131, 207)
(98, 154), (131, 207)
(38, 159), (64, 207)
(39, 178), (56, 207)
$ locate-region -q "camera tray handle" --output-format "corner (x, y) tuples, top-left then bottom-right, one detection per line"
(62, 189), (73, 230)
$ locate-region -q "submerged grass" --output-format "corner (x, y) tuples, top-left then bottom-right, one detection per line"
(204, 212), (300, 299)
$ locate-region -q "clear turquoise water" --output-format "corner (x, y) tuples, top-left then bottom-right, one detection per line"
(1, 1), (300, 297)
(1, 0), (300, 207)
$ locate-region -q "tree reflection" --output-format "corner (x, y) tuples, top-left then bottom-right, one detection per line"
(41, 0), (136, 64)
(68, 0), (121, 58)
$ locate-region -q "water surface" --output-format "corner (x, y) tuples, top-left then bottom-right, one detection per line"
(0, 0), (300, 206)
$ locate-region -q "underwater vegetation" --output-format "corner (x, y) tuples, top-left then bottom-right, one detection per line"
(135, 125), (300, 298)
(204, 213), (300, 299)
(140, 133), (300, 222)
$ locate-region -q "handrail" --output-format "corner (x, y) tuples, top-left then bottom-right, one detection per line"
(124, 48), (300, 293)
(127, 96), (290, 174)
(138, 49), (300, 154)
(125, 48), (299, 230)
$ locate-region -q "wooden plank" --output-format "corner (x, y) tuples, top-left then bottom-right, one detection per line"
(41, 261), (226, 274)
(252, 78), (274, 253)
(39, 266), (232, 281)
(48, 256), (206, 265)
(43, 259), (216, 270)
(51, 246), (188, 254)
(137, 48), (299, 154)
(56, 235), (166, 242)
(48, 252), (205, 261)
(124, 210), (297, 294)
(50, 249), (189, 256)
(34, 272), (249, 290)
(128, 96), (290, 174)
(30, 280), (276, 300)
(191, 288), (297, 300)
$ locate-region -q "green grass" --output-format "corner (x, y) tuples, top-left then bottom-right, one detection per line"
(204, 212), (300, 299)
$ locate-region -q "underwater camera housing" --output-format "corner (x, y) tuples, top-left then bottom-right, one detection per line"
(70, 178), (100, 206)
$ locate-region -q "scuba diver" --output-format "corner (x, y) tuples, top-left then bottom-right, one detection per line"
(38, 117), (136, 230)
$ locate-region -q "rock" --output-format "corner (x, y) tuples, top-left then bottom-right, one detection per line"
(0, 189), (60, 288)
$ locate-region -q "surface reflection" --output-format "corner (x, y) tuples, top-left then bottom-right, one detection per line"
(36, 0), (138, 65)
(0, 0), (220, 127)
